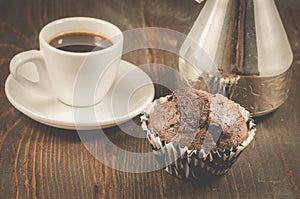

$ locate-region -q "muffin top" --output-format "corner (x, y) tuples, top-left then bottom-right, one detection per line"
(148, 88), (248, 152)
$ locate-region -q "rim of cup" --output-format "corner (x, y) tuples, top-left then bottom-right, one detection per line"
(39, 17), (123, 56)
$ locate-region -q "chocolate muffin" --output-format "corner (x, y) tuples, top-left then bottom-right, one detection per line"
(148, 88), (248, 152)
(141, 88), (256, 179)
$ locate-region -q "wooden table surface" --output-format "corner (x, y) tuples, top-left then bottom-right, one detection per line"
(0, 0), (299, 198)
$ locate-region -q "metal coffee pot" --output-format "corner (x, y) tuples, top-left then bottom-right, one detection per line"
(179, 0), (293, 116)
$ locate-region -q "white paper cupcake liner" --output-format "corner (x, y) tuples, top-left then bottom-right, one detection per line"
(140, 95), (256, 180)
(204, 73), (240, 99)
(181, 72), (240, 100)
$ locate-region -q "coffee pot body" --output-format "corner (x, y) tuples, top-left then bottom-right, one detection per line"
(179, 0), (293, 116)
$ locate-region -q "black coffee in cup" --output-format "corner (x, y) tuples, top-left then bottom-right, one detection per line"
(49, 31), (113, 53)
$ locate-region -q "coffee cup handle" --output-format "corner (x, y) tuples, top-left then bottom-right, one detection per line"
(10, 50), (52, 95)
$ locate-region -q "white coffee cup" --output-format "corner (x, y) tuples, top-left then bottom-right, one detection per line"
(10, 17), (123, 107)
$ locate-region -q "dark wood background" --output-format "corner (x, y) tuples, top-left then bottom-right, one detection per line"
(0, 0), (299, 198)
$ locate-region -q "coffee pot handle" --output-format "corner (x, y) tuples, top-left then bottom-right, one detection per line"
(10, 50), (52, 95)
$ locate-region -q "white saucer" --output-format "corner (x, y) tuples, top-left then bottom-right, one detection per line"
(5, 60), (154, 130)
